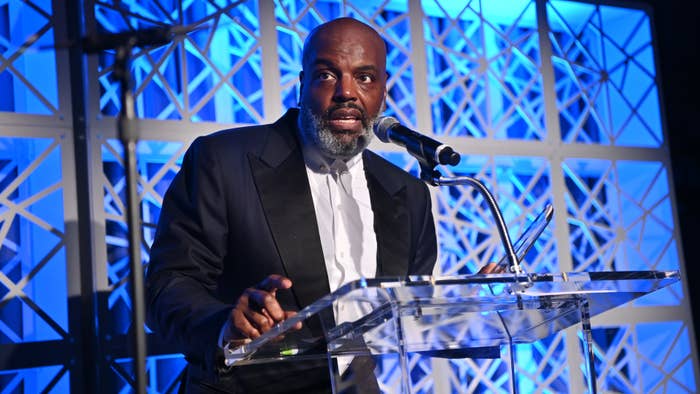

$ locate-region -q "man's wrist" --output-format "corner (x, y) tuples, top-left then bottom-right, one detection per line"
(218, 316), (251, 350)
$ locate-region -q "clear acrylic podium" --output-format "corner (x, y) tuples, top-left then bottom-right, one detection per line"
(224, 270), (680, 393)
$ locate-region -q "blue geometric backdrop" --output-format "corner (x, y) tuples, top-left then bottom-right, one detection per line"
(0, 0), (697, 393)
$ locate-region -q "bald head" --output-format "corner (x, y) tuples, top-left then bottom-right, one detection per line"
(302, 18), (387, 68)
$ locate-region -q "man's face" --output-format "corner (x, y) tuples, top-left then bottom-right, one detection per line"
(299, 20), (387, 159)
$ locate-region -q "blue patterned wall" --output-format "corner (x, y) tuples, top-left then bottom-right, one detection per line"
(0, 0), (696, 392)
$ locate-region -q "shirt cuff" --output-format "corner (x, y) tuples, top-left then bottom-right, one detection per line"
(217, 318), (230, 349)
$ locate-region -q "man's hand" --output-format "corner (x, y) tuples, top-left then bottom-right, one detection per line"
(223, 274), (301, 344)
(478, 262), (508, 274)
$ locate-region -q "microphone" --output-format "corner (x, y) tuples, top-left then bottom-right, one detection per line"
(373, 116), (461, 166)
(82, 25), (181, 53)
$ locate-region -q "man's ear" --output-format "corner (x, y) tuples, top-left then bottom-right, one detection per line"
(383, 71), (389, 102)
(298, 71), (304, 106)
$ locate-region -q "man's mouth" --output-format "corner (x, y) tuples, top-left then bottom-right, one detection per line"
(328, 118), (360, 129)
(327, 108), (364, 131)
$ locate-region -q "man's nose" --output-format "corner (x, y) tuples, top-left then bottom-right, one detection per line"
(333, 75), (357, 102)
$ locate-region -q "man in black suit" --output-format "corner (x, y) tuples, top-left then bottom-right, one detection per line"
(146, 17), (437, 392)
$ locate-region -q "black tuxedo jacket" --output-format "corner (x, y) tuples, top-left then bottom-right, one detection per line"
(146, 109), (437, 392)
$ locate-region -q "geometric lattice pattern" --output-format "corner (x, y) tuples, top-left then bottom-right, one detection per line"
(94, 0), (264, 123)
(513, 334), (570, 393)
(548, 1), (662, 146)
(436, 155), (556, 276)
(0, 137), (68, 345)
(111, 355), (186, 394)
(563, 158), (682, 306)
(101, 139), (186, 336)
(0, 365), (70, 393)
(1, 0), (696, 393)
(100, 138), (187, 390)
(435, 334), (570, 393)
(445, 356), (513, 393)
(424, 0), (546, 139)
(585, 323), (696, 393)
(564, 159), (676, 272)
(0, 1), (59, 115)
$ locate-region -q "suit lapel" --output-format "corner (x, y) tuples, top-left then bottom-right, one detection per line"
(364, 152), (410, 277)
(248, 112), (330, 310)
(249, 115), (412, 309)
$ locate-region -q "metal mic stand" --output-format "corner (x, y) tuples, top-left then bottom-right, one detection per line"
(417, 159), (522, 275)
(418, 157), (525, 394)
(112, 39), (147, 394)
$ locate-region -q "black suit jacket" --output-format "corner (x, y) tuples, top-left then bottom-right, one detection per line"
(146, 109), (437, 392)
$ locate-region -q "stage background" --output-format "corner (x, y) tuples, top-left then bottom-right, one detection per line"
(0, 0), (698, 392)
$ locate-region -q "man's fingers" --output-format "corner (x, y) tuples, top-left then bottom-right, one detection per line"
(249, 275), (294, 322)
(229, 306), (300, 343)
(234, 292), (276, 335)
(478, 262), (507, 274)
(228, 276), (296, 342)
(285, 311), (303, 331)
(247, 287), (287, 322)
(257, 274), (293, 292)
(231, 309), (261, 339)
(242, 306), (274, 331)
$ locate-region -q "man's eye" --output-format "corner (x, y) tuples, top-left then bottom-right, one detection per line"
(358, 74), (375, 83)
(316, 72), (334, 81)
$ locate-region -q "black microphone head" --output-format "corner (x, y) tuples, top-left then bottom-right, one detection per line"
(373, 116), (399, 143)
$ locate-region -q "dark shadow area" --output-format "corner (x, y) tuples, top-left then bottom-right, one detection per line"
(643, 0), (700, 342)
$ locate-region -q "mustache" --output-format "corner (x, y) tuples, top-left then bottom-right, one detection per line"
(323, 103), (369, 127)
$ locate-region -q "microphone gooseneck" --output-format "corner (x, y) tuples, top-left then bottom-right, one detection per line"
(373, 116), (523, 274)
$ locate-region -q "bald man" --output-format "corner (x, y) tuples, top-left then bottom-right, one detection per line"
(146, 18), (437, 393)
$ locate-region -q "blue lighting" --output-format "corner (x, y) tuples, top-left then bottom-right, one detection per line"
(0, 0), (693, 393)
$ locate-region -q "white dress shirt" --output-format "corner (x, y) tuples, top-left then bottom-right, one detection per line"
(300, 131), (378, 377)
(301, 146), (377, 294)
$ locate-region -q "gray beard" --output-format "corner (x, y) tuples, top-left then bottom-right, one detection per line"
(299, 105), (375, 160)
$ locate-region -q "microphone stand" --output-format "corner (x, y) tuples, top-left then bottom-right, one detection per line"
(416, 156), (523, 275)
(418, 153), (527, 393)
(78, 17), (230, 391)
(78, 20), (229, 392)
(415, 150), (531, 394)
(110, 37), (147, 394)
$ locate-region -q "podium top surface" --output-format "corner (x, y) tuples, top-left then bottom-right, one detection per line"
(224, 270), (680, 366)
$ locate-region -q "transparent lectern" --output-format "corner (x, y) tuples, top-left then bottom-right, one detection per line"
(224, 270), (679, 393)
